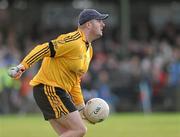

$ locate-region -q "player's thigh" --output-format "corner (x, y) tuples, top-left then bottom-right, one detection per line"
(49, 119), (67, 135)
(33, 84), (77, 120)
(57, 110), (86, 130)
(49, 111), (87, 135)
(49, 111), (87, 136)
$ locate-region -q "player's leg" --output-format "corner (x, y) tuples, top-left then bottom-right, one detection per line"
(49, 110), (87, 137)
(33, 84), (87, 137)
(49, 118), (67, 135)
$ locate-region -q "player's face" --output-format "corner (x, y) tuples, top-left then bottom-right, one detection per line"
(89, 19), (105, 39)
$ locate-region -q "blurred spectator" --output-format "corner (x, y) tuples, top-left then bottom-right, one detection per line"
(95, 70), (118, 112)
(168, 48), (180, 86)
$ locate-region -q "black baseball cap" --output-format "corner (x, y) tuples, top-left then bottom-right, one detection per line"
(78, 9), (109, 25)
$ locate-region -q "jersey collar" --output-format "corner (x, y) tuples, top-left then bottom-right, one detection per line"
(77, 28), (91, 45)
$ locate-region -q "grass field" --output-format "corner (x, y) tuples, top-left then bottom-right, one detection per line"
(0, 113), (179, 137)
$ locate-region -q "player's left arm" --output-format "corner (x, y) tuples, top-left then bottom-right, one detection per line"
(8, 41), (55, 79)
(21, 41), (56, 69)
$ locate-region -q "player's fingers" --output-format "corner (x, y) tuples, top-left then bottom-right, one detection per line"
(11, 71), (22, 79)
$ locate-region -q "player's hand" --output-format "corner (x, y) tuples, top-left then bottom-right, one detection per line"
(80, 109), (95, 125)
(7, 64), (25, 79)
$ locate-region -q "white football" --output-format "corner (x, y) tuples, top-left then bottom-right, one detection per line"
(84, 98), (109, 124)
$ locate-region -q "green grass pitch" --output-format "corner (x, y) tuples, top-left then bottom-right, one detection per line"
(0, 113), (179, 137)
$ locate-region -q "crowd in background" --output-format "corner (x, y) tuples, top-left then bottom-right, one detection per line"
(0, 5), (180, 114)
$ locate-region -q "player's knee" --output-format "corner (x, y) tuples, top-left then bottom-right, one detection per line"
(77, 125), (87, 136)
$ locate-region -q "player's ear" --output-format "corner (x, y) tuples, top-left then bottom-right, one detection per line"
(86, 21), (92, 29)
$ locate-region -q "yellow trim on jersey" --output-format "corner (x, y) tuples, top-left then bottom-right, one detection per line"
(21, 43), (51, 69)
(64, 32), (81, 42)
(26, 46), (49, 65)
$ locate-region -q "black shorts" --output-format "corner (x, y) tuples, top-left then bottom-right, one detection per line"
(33, 84), (77, 120)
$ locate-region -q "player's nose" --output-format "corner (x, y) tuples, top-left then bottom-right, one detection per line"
(101, 21), (105, 27)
